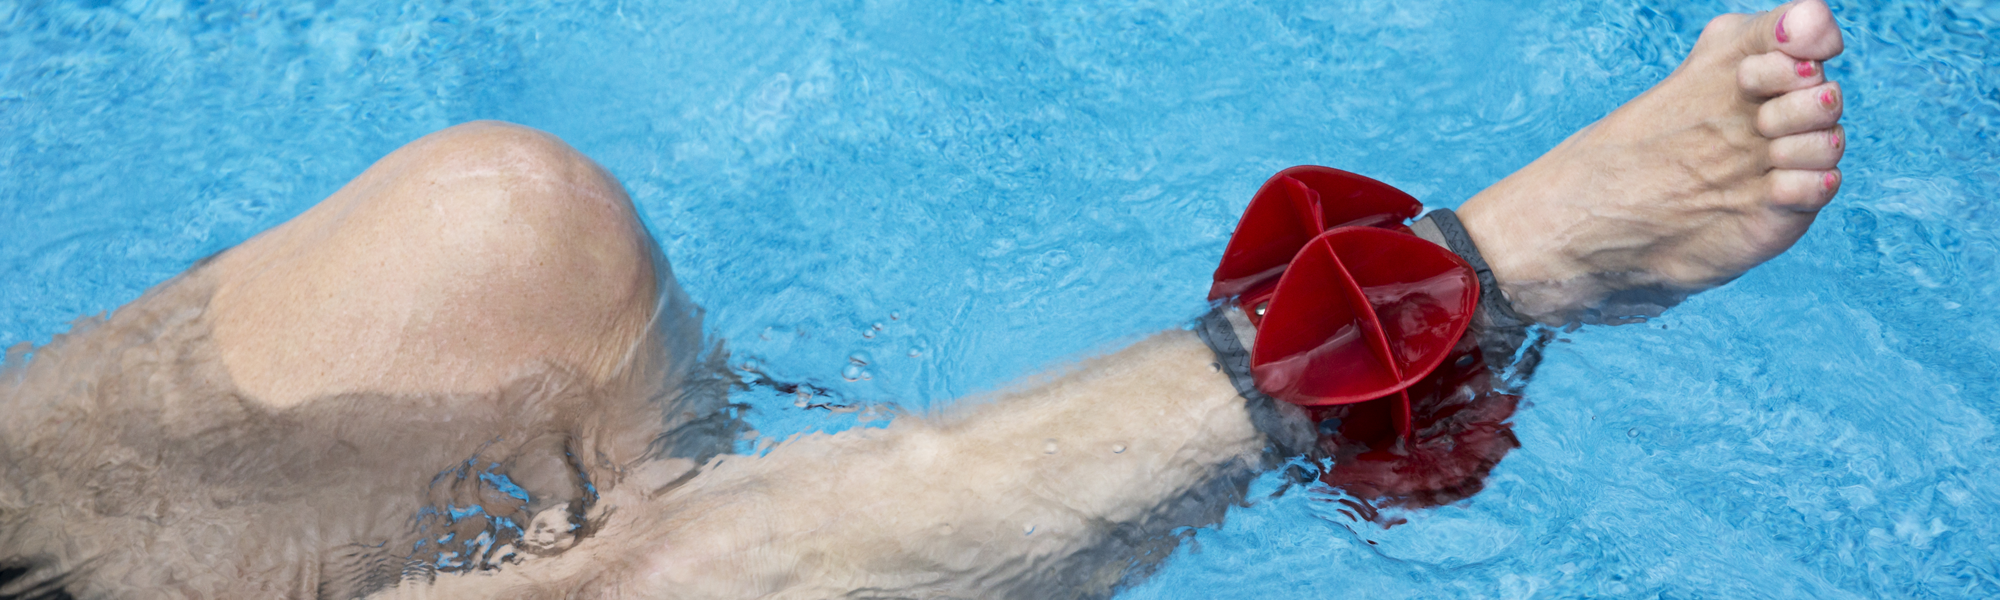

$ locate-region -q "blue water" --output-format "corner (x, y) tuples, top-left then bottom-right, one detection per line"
(4, 0), (1998, 597)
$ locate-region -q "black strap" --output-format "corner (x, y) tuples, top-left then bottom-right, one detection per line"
(1193, 307), (1266, 406)
(1194, 306), (1315, 455)
(1411, 209), (1537, 367)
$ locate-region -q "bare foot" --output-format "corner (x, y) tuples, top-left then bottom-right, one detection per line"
(1458, 0), (1846, 325)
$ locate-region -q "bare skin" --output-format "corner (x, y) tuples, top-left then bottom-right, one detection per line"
(1459, 0), (1846, 324)
(0, 2), (1846, 598)
(205, 123), (664, 408)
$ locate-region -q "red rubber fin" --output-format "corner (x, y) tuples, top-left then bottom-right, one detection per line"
(1248, 226), (1478, 414)
(1209, 166), (1423, 309)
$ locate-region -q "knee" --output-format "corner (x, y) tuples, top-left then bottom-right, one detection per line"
(370, 121), (660, 300)
(402, 121), (636, 237)
(207, 121), (668, 406)
(414, 121), (601, 182)
(291, 120), (664, 365)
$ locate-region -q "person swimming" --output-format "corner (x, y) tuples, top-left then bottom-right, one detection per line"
(0, 2), (1846, 598)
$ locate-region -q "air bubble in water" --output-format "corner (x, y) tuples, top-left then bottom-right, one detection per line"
(842, 364), (866, 382)
(1627, 428), (1639, 438)
(1111, 444), (1126, 454)
(1023, 524), (1036, 535)
(848, 352), (871, 365)
(872, 322), (885, 331)
(908, 348), (921, 358)
(862, 329), (876, 339)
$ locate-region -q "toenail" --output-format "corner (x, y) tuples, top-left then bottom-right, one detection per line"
(1823, 172), (1840, 190)
(1796, 61), (1815, 78)
(1819, 90), (1836, 108)
(1830, 131), (1843, 149)
(1776, 10), (1790, 43)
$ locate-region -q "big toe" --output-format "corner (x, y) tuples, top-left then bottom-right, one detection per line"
(1739, 0), (1845, 61)
(1722, 3), (1849, 106)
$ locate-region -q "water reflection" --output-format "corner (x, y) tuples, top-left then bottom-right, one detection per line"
(1311, 333), (1524, 516)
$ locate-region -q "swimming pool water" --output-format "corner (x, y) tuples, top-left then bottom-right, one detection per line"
(4, 0), (1998, 597)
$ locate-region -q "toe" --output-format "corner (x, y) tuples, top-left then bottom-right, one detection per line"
(1736, 0), (1845, 61)
(1768, 125), (1846, 170)
(1774, 0), (1845, 61)
(1758, 81), (1843, 138)
(1768, 168), (1841, 212)
(1739, 51), (1825, 98)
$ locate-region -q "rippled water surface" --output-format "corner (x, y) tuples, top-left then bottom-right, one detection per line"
(5, 0), (1998, 597)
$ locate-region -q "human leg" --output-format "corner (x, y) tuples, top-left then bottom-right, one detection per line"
(399, 4), (1855, 596)
(5, 1), (1853, 595)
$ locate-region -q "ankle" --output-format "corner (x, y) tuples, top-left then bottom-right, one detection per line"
(1457, 187), (1595, 325)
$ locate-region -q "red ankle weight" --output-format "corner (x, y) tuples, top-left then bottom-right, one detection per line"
(1210, 166), (1479, 438)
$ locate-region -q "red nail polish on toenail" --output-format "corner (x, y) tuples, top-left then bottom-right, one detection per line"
(1776, 11), (1791, 43)
(1823, 172), (1839, 190)
(1819, 90), (1836, 108)
(1831, 131), (1843, 149)
(1796, 61), (1815, 77)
